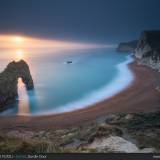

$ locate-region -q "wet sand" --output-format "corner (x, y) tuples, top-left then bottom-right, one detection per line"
(0, 61), (159, 131)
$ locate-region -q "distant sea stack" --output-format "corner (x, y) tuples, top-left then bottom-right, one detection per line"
(116, 40), (137, 53)
(0, 60), (34, 111)
(135, 31), (160, 70)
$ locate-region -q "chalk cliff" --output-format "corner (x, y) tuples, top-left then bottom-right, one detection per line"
(117, 30), (160, 90)
(135, 31), (160, 70)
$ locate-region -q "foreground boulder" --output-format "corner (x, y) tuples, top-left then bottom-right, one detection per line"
(0, 60), (34, 110)
(87, 136), (139, 153)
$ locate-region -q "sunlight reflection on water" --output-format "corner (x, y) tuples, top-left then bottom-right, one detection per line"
(17, 78), (30, 116)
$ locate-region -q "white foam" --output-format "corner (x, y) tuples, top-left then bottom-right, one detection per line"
(35, 55), (134, 116)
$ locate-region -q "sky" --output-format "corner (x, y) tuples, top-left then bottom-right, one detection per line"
(0, 0), (160, 44)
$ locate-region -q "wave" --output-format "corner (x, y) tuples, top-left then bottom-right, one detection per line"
(35, 55), (134, 116)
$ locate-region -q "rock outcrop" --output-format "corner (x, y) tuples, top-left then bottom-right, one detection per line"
(88, 136), (139, 153)
(116, 40), (137, 53)
(135, 30), (160, 70)
(0, 60), (34, 110)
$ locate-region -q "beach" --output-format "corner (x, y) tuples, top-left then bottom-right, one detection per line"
(0, 61), (159, 131)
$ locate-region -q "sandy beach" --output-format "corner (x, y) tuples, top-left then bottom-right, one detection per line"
(0, 61), (159, 131)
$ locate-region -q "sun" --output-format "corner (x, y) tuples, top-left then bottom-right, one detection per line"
(12, 36), (24, 43)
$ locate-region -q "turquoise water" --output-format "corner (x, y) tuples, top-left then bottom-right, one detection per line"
(0, 48), (134, 116)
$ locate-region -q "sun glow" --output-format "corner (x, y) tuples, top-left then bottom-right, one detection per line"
(0, 34), (114, 61)
(0, 34), (111, 50)
(15, 49), (24, 60)
(12, 36), (24, 43)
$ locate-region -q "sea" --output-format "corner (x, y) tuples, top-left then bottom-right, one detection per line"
(0, 48), (134, 116)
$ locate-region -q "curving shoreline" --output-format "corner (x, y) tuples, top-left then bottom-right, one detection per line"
(35, 55), (134, 115)
(0, 61), (159, 130)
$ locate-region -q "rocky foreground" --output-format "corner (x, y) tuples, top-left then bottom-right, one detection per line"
(0, 60), (34, 111)
(0, 112), (159, 153)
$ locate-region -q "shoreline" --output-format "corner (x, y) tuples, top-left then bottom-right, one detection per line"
(34, 55), (134, 116)
(0, 60), (159, 130)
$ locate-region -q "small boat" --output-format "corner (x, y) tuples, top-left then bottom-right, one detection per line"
(67, 61), (72, 64)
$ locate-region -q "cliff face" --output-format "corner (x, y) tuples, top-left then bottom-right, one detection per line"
(0, 60), (34, 110)
(135, 31), (160, 70)
(116, 40), (137, 53)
